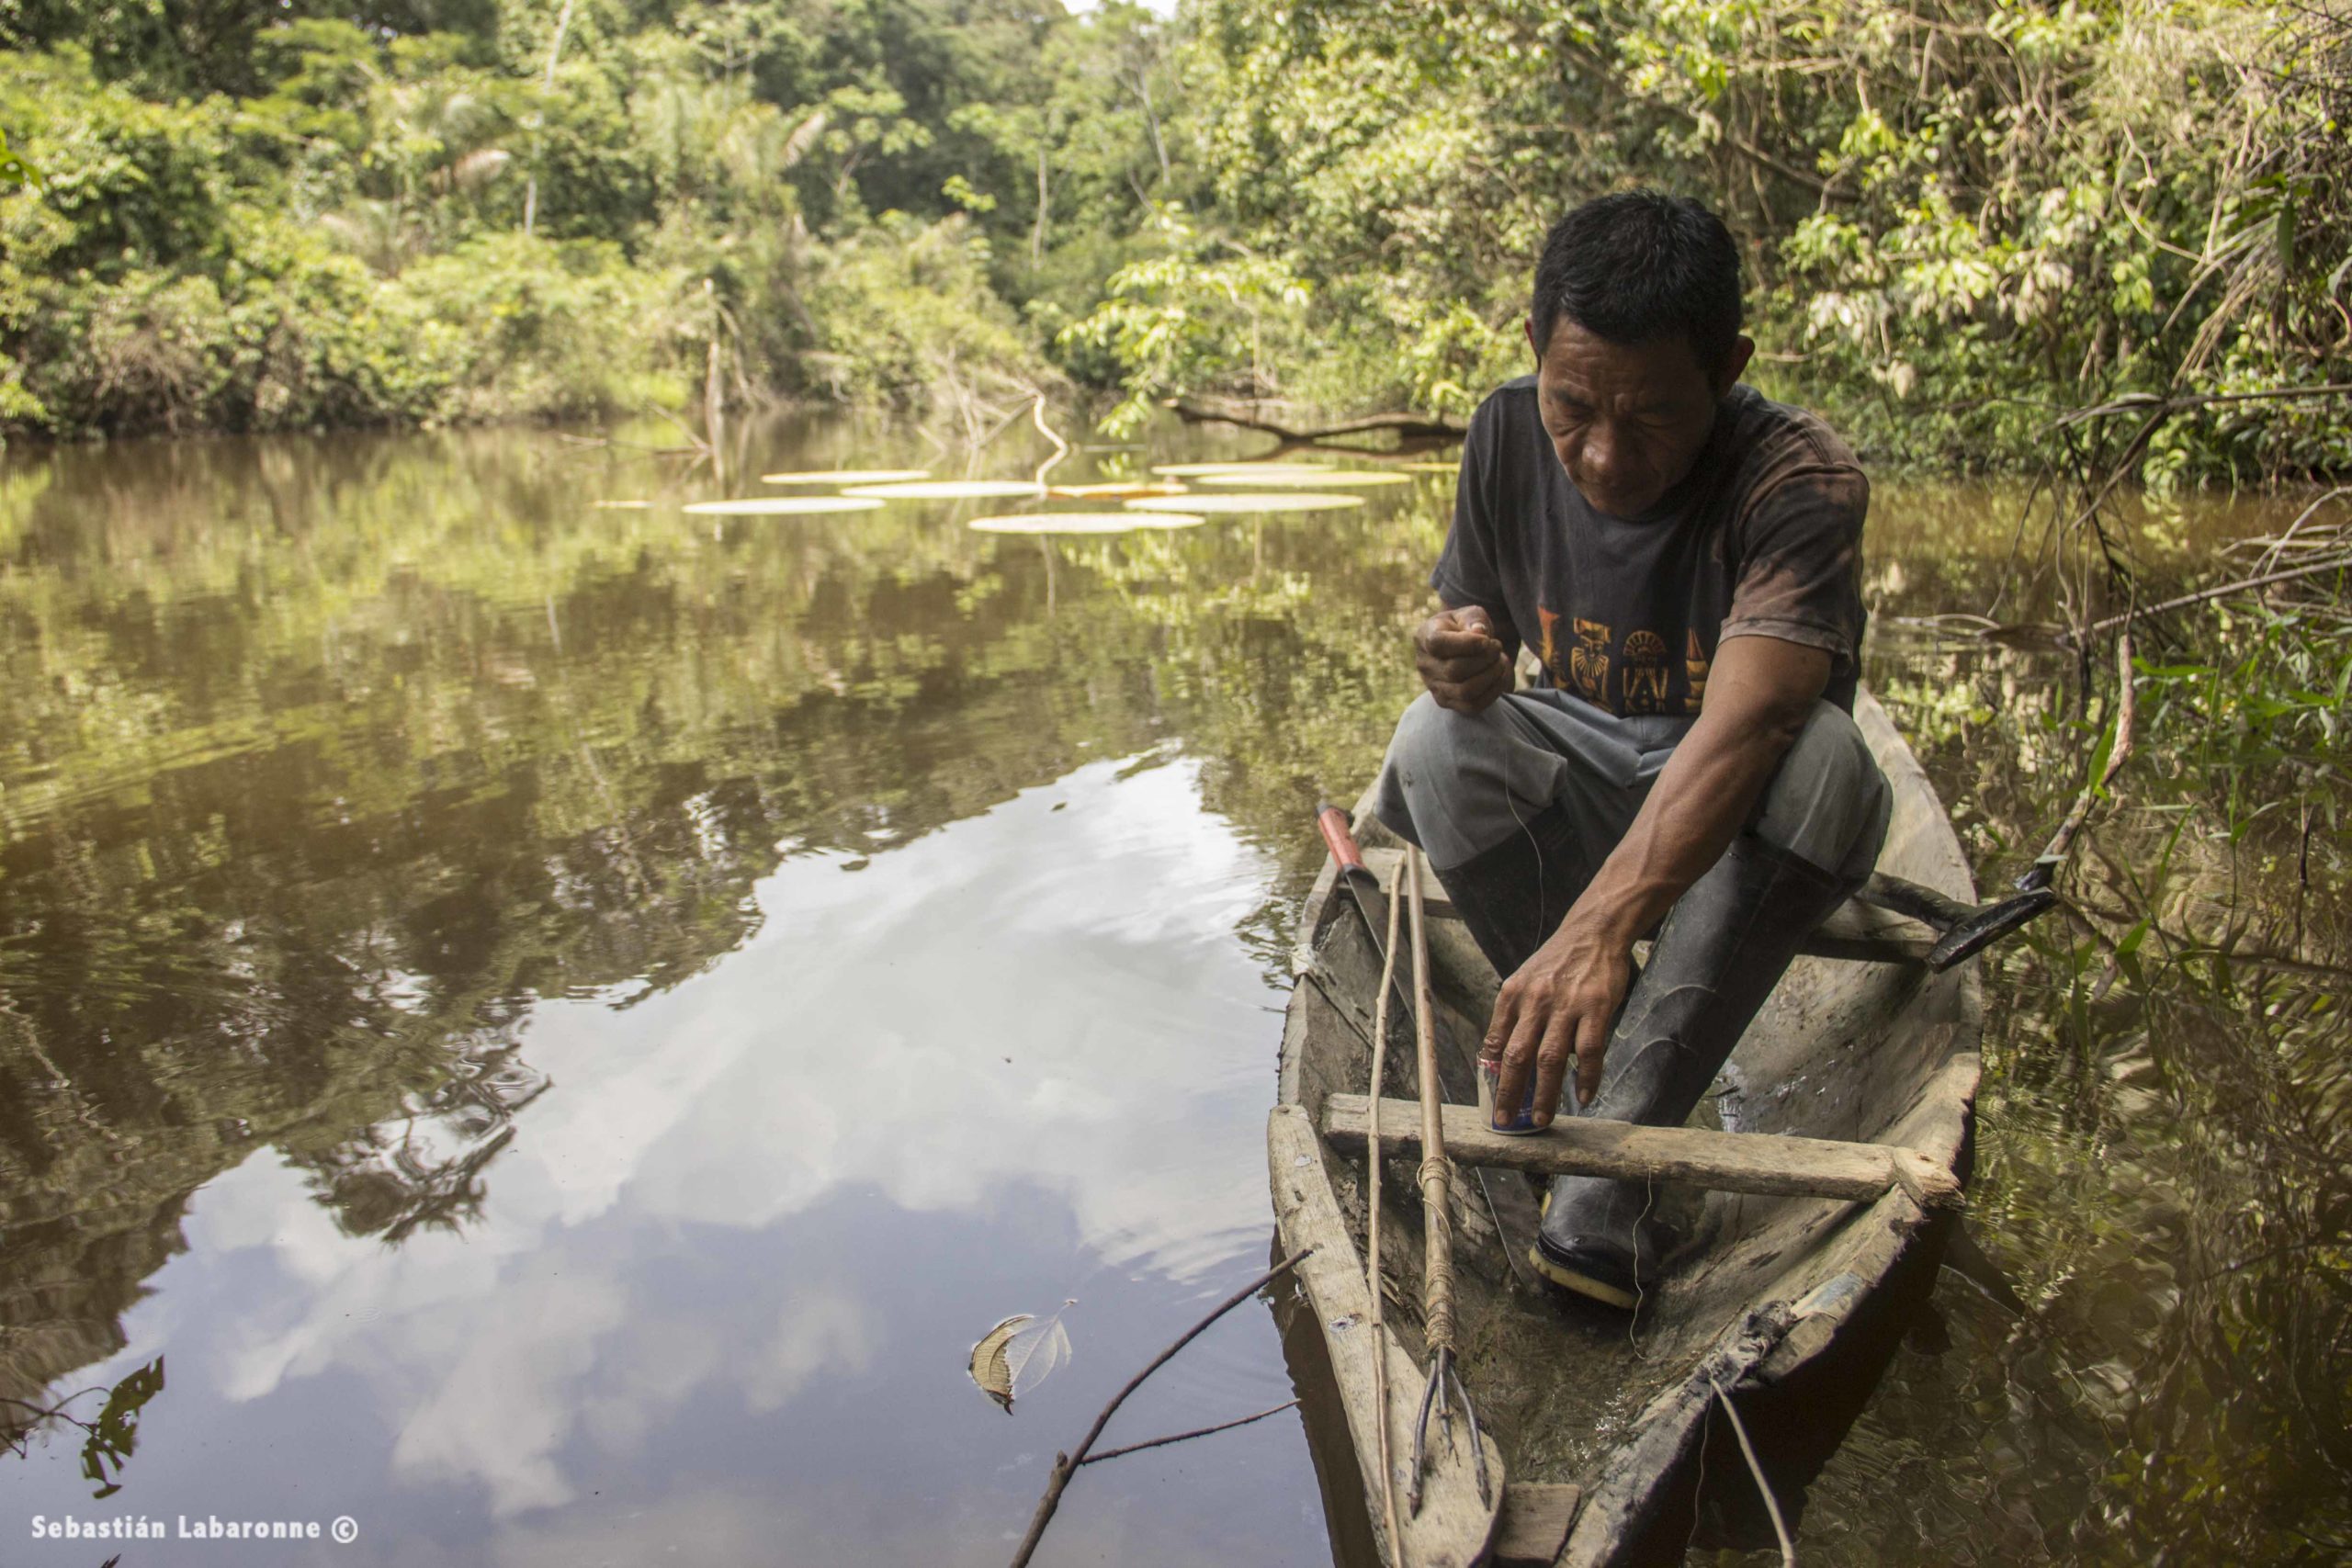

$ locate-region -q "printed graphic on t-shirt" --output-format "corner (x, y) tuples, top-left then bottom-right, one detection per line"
(1570, 618), (1611, 705)
(1538, 616), (1696, 714)
(1623, 630), (1669, 714)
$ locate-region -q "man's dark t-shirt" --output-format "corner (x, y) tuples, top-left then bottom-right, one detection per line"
(1431, 378), (1869, 716)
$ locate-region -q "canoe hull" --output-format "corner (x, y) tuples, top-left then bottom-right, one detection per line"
(1272, 689), (1981, 1567)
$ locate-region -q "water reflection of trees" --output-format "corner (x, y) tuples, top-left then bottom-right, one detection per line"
(0, 427), (1445, 1429)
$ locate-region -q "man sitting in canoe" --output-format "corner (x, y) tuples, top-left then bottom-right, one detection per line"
(1373, 190), (1890, 1309)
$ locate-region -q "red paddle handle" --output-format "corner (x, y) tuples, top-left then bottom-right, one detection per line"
(1316, 802), (1367, 874)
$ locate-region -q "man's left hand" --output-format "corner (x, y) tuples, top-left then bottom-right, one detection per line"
(1482, 915), (1634, 1128)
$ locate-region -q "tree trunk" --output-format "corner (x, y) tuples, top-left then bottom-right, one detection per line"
(521, 0), (578, 239)
(1032, 142), (1050, 265)
(703, 279), (726, 482)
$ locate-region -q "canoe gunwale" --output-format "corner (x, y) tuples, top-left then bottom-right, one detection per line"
(1270, 687), (1982, 1568)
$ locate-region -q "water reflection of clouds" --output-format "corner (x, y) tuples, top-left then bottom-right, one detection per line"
(45, 755), (1303, 1555)
(516, 753), (1274, 1269)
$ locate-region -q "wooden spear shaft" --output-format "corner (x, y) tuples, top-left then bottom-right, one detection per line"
(1364, 857), (1408, 1562)
(1405, 844), (1455, 1359)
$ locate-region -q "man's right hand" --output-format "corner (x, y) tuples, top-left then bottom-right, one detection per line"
(1414, 604), (1512, 714)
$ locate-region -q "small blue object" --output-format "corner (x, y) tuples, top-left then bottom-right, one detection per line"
(1480, 1056), (1542, 1135)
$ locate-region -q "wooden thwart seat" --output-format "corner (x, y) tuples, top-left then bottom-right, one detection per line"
(1319, 1093), (1963, 1210)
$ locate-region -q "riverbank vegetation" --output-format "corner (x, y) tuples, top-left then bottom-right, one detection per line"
(2, 0), (2347, 479)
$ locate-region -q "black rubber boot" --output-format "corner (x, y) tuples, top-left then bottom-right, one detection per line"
(1531, 833), (1855, 1309)
(1425, 804), (1600, 982)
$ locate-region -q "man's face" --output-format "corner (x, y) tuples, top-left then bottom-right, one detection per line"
(1525, 318), (1750, 519)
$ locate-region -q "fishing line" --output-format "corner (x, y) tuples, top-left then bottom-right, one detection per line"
(1500, 767), (1546, 971)
(1628, 1179), (1657, 1358)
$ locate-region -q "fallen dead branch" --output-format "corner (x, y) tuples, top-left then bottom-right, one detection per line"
(2080, 557), (2352, 637)
(1167, 396), (1468, 442)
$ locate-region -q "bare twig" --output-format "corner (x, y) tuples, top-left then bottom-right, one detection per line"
(2052, 382), (2352, 428)
(1007, 1249), (1313, 1568)
(641, 402), (714, 454)
(2249, 486), (2352, 577)
(0, 1389), (107, 1437)
(1075, 1399), (1301, 1466)
(2080, 556), (2352, 635)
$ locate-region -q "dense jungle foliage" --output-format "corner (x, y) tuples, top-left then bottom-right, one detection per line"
(0, 0), (2347, 478)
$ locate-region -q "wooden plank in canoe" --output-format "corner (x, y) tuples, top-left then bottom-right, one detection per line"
(1320, 1094), (1962, 1209)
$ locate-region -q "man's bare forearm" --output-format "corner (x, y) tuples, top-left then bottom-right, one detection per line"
(1566, 636), (1832, 948)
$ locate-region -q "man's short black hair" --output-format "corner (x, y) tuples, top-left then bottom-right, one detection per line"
(1532, 192), (1743, 372)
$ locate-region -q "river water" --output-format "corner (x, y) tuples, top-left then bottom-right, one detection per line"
(0, 416), (2340, 1565)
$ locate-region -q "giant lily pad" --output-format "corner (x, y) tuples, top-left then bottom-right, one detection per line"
(842, 479), (1046, 501)
(1194, 468), (1409, 488)
(1126, 491), (1366, 515)
(1046, 481), (1189, 500)
(683, 496), (886, 516)
(1149, 461), (1330, 479)
(969, 511), (1207, 535)
(760, 468), (932, 486)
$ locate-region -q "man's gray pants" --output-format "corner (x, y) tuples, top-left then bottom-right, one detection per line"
(1368, 684), (1894, 1285)
(1373, 686), (1890, 889)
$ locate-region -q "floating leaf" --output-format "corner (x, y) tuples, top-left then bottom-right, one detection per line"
(968, 1302), (1075, 1413)
(1046, 481), (1188, 500)
(759, 468), (932, 486)
(842, 479), (1046, 501)
(1149, 461), (1329, 478)
(969, 1314), (1023, 1409)
(682, 497), (886, 515)
(1194, 469), (1409, 489)
(1126, 492), (1366, 515)
(970, 511), (1205, 535)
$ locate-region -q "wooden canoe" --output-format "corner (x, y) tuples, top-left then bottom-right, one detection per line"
(1269, 689), (1982, 1567)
